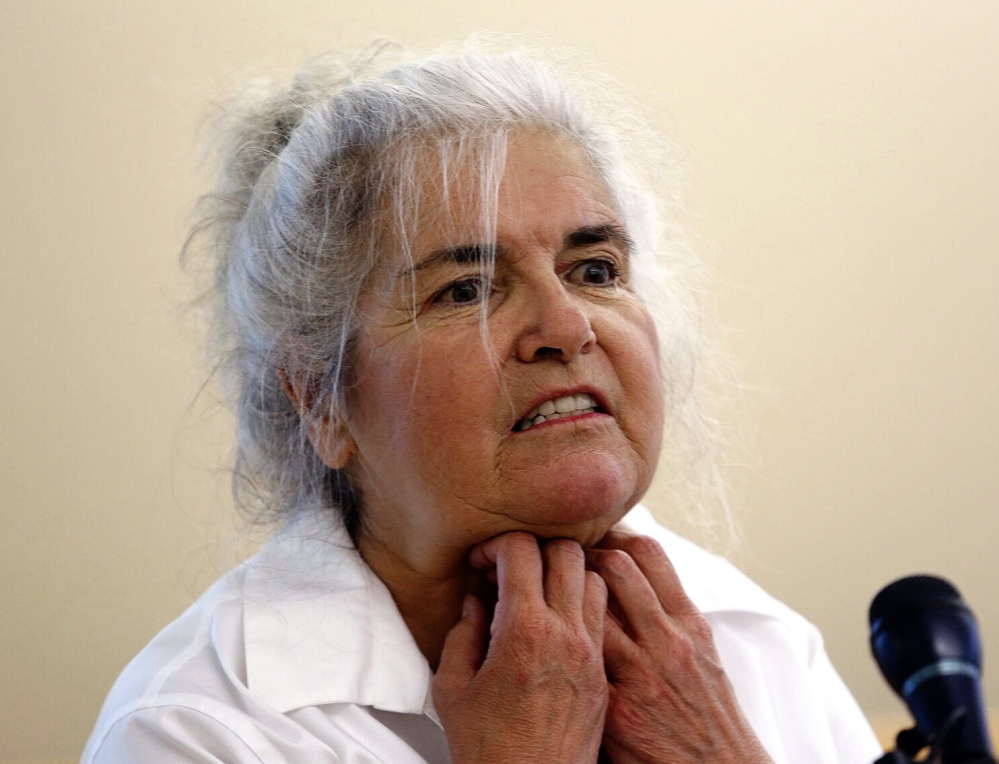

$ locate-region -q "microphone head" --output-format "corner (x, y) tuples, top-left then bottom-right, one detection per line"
(870, 575), (964, 624)
(869, 575), (981, 696)
(869, 574), (992, 761)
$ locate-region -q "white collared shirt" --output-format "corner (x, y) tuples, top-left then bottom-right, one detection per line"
(82, 506), (883, 764)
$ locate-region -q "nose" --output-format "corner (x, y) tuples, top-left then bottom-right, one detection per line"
(514, 279), (596, 363)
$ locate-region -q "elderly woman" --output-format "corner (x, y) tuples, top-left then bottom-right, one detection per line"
(83, 44), (882, 764)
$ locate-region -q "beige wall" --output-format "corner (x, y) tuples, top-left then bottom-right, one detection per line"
(2, 1), (997, 761)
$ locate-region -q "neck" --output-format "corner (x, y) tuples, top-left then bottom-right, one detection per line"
(391, 578), (468, 672)
(356, 531), (480, 671)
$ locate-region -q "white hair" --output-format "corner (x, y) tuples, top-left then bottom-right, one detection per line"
(185, 39), (735, 546)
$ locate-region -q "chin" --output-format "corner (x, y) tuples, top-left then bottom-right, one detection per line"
(509, 459), (646, 538)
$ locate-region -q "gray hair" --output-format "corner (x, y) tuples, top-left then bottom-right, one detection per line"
(186, 39), (734, 545)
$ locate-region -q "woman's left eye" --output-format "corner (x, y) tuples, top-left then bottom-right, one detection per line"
(568, 259), (619, 286)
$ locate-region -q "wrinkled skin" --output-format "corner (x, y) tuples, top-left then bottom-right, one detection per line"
(587, 531), (774, 764)
(433, 530), (775, 764)
(433, 533), (609, 764)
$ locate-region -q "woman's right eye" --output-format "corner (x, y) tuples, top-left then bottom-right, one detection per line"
(434, 276), (487, 306)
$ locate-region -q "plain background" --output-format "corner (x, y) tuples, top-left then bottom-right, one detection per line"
(2, 2), (997, 761)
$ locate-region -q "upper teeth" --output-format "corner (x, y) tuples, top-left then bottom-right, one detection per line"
(515, 393), (598, 431)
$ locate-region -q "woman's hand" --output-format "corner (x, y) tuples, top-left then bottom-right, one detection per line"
(587, 531), (774, 764)
(432, 532), (609, 764)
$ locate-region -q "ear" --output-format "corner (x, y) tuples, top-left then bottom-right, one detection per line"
(278, 367), (357, 470)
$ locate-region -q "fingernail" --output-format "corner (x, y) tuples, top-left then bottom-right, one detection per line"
(462, 594), (475, 619)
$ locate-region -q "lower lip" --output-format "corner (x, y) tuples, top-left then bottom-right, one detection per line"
(511, 411), (610, 434)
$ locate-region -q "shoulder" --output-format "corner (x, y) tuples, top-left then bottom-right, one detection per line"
(617, 505), (882, 764)
(82, 513), (428, 763)
(82, 567), (280, 763)
(83, 698), (275, 764)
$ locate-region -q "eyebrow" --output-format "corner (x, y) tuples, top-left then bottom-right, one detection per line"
(401, 222), (633, 277)
(564, 223), (633, 252)
(400, 243), (499, 277)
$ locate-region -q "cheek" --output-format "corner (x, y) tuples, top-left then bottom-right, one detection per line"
(614, 310), (666, 446)
(630, 362), (666, 457)
(354, 339), (500, 461)
(348, 346), (422, 457)
(416, 363), (508, 470)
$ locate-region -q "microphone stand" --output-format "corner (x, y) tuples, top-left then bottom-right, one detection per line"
(877, 751), (998, 764)
(875, 721), (998, 764)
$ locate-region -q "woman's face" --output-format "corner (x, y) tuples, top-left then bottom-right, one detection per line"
(315, 133), (665, 566)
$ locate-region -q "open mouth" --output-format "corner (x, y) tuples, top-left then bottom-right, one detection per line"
(513, 393), (602, 432)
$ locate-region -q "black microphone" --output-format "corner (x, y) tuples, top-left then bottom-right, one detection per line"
(869, 574), (995, 764)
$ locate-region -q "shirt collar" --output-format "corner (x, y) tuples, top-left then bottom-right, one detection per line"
(242, 504), (786, 715)
(617, 504), (791, 620)
(243, 509), (433, 715)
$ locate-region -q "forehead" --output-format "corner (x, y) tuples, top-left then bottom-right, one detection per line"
(386, 131), (619, 261)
